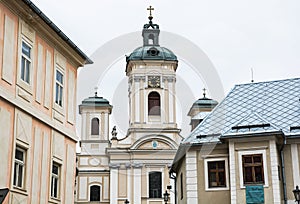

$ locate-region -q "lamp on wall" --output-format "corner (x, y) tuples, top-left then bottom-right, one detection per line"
(124, 199), (129, 204)
(293, 185), (300, 204)
(163, 190), (169, 204)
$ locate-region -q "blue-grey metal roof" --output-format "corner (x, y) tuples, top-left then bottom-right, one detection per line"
(183, 78), (300, 144)
(126, 46), (177, 62)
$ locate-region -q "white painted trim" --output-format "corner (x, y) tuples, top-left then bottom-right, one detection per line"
(110, 168), (118, 204)
(169, 82), (174, 123)
(186, 151), (198, 204)
(135, 81), (140, 123)
(238, 149), (269, 188)
(127, 168), (132, 203)
(291, 144), (300, 187)
(229, 141), (237, 204)
(269, 140), (281, 203)
(146, 167), (164, 199)
(204, 157), (229, 191)
(133, 168), (141, 204)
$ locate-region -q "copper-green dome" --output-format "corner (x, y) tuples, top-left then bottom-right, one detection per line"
(126, 46), (177, 62)
(79, 94), (112, 114)
(191, 97), (218, 109)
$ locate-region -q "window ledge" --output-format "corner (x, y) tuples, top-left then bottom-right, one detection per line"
(11, 187), (28, 196)
(205, 187), (230, 191)
(240, 184), (268, 189)
(49, 197), (61, 203)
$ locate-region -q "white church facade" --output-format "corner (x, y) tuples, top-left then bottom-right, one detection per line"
(74, 8), (216, 204)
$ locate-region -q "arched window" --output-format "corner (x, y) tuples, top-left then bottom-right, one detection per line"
(148, 34), (154, 45)
(90, 185), (100, 201)
(149, 171), (162, 198)
(91, 118), (99, 135)
(148, 92), (160, 115)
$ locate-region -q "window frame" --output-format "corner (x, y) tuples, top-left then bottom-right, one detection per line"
(89, 184), (101, 201)
(20, 40), (32, 84)
(13, 147), (26, 189)
(148, 91), (161, 116)
(204, 157), (229, 191)
(148, 171), (162, 198)
(91, 117), (100, 135)
(54, 68), (64, 108)
(242, 154), (264, 184)
(51, 162), (61, 199)
(238, 149), (268, 188)
(17, 37), (34, 94)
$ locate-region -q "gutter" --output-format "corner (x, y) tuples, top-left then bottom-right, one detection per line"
(21, 0), (93, 64)
(169, 170), (177, 204)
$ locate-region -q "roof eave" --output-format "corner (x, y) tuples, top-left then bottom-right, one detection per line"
(21, 0), (93, 65)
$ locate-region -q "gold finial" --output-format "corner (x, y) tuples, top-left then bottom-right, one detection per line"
(203, 88), (206, 98)
(147, 6), (154, 17)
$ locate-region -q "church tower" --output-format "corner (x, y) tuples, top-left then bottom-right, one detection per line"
(107, 7), (182, 204)
(76, 91), (112, 203)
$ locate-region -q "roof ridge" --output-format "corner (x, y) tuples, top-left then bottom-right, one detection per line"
(235, 77), (300, 87)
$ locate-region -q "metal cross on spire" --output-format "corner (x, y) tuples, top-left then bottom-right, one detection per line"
(94, 86), (98, 96)
(203, 88), (206, 98)
(147, 6), (154, 17)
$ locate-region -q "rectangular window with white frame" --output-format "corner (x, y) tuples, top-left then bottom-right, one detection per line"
(204, 157), (229, 191)
(51, 162), (60, 199)
(55, 68), (64, 107)
(20, 41), (32, 84)
(238, 149), (268, 188)
(13, 147), (26, 188)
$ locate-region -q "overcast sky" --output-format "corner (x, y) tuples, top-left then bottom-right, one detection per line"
(31, 0), (300, 92)
(31, 0), (300, 136)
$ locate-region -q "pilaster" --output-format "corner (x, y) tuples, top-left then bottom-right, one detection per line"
(269, 140), (281, 203)
(186, 151), (198, 204)
(229, 141), (237, 204)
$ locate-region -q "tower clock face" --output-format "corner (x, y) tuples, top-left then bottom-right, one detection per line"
(148, 76), (160, 88)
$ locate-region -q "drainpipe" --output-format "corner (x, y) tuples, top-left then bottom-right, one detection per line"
(280, 133), (287, 204)
(170, 171), (177, 204)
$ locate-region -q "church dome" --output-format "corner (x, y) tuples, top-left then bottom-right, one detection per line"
(191, 97), (218, 109)
(79, 92), (112, 112)
(126, 46), (177, 62)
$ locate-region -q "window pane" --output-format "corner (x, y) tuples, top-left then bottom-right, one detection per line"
(244, 167), (253, 182)
(53, 177), (58, 197)
(17, 165), (23, 187)
(255, 166), (263, 182)
(52, 165), (58, 175)
(219, 171), (226, 186)
(13, 163), (18, 186)
(149, 172), (162, 198)
(148, 92), (160, 115)
(15, 149), (24, 161)
(59, 86), (63, 106)
(208, 162), (216, 169)
(244, 156), (252, 163)
(22, 42), (31, 57)
(21, 57), (25, 80)
(217, 161), (225, 169)
(91, 118), (100, 135)
(25, 61), (30, 83)
(90, 185), (100, 201)
(253, 155), (262, 163)
(56, 70), (63, 84)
